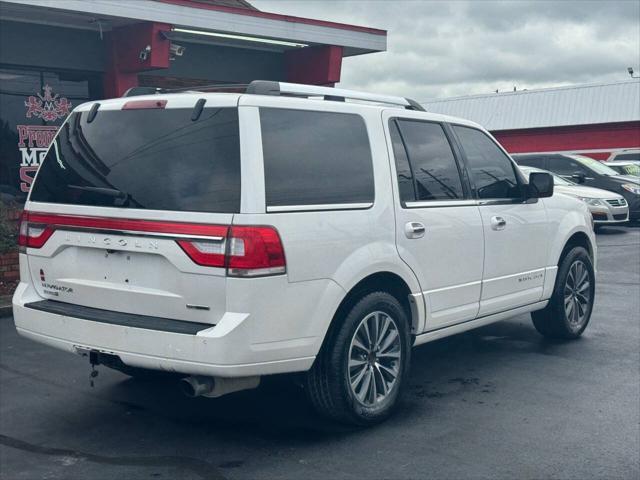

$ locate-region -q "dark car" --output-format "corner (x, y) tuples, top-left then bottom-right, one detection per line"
(512, 153), (640, 220)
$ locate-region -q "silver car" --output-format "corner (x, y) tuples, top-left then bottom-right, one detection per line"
(520, 166), (629, 229)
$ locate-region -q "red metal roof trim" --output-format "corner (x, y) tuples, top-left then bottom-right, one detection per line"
(155, 0), (387, 36)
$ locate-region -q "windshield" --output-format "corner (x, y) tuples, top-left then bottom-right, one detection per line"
(614, 164), (640, 176)
(571, 155), (620, 176)
(30, 107), (241, 213)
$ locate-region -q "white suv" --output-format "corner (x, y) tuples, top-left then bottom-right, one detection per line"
(13, 81), (597, 425)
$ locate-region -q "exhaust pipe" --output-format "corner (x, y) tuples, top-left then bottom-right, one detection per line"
(180, 375), (260, 398)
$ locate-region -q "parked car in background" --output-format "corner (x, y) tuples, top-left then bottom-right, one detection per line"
(603, 160), (640, 177)
(606, 149), (640, 162)
(513, 153), (640, 221)
(519, 166), (628, 230)
(14, 81), (597, 426)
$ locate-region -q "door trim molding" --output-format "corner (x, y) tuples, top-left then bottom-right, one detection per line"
(414, 300), (548, 346)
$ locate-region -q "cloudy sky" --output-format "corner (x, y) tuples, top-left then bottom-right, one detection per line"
(252, 0), (640, 101)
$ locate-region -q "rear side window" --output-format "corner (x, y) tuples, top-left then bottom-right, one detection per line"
(390, 119), (464, 202)
(260, 108), (374, 208)
(30, 107), (241, 213)
(388, 121), (416, 202)
(453, 126), (520, 199)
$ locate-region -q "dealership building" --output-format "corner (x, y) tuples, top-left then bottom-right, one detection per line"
(424, 79), (640, 160)
(0, 0), (386, 201)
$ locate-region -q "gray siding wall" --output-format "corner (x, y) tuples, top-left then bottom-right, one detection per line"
(142, 42), (285, 83)
(0, 20), (285, 83)
(0, 20), (105, 72)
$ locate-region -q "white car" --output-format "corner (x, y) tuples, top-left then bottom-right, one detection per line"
(519, 166), (629, 229)
(13, 81), (596, 425)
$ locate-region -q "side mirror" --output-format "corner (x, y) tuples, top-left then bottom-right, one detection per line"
(571, 171), (586, 184)
(527, 172), (554, 199)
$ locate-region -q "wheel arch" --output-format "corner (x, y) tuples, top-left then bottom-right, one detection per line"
(558, 230), (594, 266)
(321, 271), (423, 354)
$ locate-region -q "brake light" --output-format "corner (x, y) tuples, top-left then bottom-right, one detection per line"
(122, 99), (167, 110)
(226, 226), (286, 277)
(18, 211), (54, 251)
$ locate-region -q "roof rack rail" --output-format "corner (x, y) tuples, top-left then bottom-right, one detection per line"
(246, 80), (426, 111)
(122, 80), (426, 111)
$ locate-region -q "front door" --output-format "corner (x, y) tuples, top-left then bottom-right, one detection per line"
(451, 125), (549, 317)
(384, 112), (484, 332)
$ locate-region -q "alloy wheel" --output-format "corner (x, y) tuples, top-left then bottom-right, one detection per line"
(347, 311), (402, 406)
(564, 260), (591, 330)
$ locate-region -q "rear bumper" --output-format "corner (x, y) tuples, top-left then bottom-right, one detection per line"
(12, 276), (345, 378)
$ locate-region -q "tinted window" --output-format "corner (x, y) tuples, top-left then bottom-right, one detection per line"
(30, 108), (241, 212)
(454, 126), (520, 199)
(388, 120), (416, 202)
(513, 155), (545, 168)
(572, 155), (621, 176)
(547, 156), (588, 176)
(392, 120), (464, 201)
(614, 153), (640, 161)
(260, 108), (374, 207)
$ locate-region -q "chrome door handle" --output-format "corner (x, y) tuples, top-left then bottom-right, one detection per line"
(490, 216), (506, 231)
(405, 222), (426, 239)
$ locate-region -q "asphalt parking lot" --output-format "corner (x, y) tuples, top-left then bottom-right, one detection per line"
(1, 226), (638, 480)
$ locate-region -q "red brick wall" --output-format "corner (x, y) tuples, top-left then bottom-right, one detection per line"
(0, 207), (20, 291)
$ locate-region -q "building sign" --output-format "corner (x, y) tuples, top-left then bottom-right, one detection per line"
(17, 85), (71, 192)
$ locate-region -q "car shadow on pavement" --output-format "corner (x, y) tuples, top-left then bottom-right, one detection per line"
(97, 315), (562, 441)
(596, 227), (629, 235)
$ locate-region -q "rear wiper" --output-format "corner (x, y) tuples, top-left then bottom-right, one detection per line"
(68, 185), (127, 198)
(67, 185), (142, 207)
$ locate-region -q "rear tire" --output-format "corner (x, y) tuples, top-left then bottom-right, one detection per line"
(305, 291), (411, 426)
(532, 246), (595, 339)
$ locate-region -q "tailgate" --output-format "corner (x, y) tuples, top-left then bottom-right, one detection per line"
(25, 212), (233, 325)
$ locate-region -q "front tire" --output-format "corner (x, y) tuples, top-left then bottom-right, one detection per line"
(532, 246), (595, 339)
(305, 291), (412, 426)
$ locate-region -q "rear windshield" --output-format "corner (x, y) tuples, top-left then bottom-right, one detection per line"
(30, 107), (241, 213)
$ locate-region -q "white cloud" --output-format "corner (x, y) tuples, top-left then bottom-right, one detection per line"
(252, 0), (640, 100)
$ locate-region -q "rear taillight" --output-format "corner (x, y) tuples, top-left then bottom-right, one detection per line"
(18, 211), (54, 252)
(226, 226), (286, 277)
(18, 212), (286, 277)
(178, 225), (286, 277)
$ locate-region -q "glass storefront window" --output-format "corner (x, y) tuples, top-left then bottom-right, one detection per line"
(0, 67), (101, 205)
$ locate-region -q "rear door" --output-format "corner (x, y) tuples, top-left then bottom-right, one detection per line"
(451, 125), (549, 316)
(383, 112), (484, 331)
(24, 95), (242, 326)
